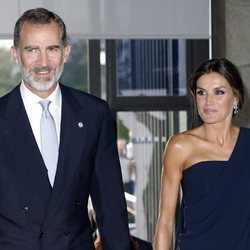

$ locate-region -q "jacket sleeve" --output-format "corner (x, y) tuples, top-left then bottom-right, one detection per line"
(90, 102), (131, 250)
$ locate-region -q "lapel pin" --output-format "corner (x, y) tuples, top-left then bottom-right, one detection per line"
(78, 122), (84, 128)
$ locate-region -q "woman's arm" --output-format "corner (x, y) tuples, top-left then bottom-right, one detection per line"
(154, 135), (186, 250)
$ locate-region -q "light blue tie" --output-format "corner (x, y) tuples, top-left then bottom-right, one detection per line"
(39, 100), (58, 186)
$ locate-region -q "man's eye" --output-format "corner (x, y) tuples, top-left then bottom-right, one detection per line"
(48, 46), (59, 52)
(49, 48), (57, 52)
(26, 48), (37, 53)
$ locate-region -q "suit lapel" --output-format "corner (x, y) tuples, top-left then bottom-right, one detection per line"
(42, 84), (87, 228)
(0, 86), (52, 207)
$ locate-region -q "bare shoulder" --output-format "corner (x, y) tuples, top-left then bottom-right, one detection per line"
(166, 129), (199, 153)
(163, 128), (202, 171)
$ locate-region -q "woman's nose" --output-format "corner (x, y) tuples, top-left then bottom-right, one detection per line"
(205, 94), (214, 104)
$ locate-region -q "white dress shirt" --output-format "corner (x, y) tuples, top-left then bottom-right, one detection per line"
(20, 81), (62, 152)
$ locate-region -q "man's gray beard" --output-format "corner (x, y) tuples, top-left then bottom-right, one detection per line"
(21, 65), (64, 92)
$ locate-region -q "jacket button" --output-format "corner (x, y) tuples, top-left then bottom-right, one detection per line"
(75, 201), (80, 207)
(22, 206), (29, 213)
(64, 230), (70, 236)
(39, 232), (44, 238)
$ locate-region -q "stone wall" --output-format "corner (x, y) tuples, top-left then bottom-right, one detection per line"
(213, 0), (250, 127)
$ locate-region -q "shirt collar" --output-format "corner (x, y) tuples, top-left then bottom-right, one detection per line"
(20, 81), (62, 108)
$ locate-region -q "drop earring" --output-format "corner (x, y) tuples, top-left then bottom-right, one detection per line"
(233, 103), (239, 115)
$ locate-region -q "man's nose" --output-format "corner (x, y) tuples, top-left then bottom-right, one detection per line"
(37, 51), (49, 66)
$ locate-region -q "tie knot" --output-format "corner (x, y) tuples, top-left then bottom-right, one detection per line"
(39, 100), (51, 111)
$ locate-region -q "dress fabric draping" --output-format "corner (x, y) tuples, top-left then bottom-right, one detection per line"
(175, 127), (250, 250)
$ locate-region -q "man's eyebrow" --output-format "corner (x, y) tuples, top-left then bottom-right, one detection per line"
(47, 45), (60, 49)
(24, 46), (38, 50)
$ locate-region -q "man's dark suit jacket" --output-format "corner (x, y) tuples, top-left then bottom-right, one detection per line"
(0, 83), (130, 250)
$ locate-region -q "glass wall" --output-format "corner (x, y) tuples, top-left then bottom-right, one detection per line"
(107, 39), (209, 241)
(0, 39), (20, 96)
(116, 40), (187, 97)
(60, 38), (89, 91)
(117, 110), (187, 239)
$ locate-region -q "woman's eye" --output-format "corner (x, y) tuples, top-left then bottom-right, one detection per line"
(215, 90), (225, 95)
(196, 90), (206, 96)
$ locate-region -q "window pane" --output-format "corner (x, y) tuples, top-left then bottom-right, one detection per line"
(116, 39), (187, 97)
(117, 110), (187, 241)
(0, 39), (21, 96)
(61, 38), (89, 92)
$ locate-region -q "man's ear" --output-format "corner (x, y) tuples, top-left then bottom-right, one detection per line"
(63, 44), (71, 63)
(11, 46), (19, 64)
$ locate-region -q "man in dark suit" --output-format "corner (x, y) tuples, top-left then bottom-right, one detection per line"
(0, 7), (130, 249)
